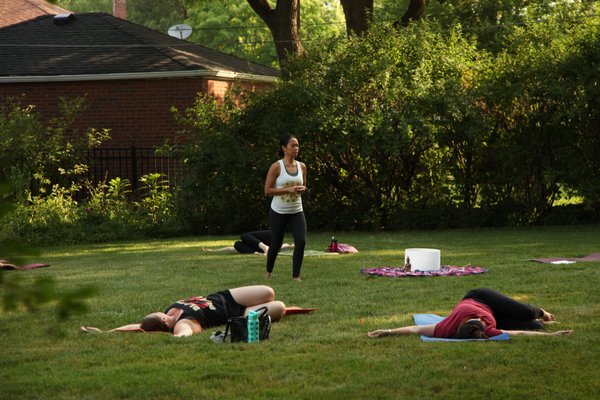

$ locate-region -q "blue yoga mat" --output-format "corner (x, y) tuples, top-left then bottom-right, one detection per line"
(413, 314), (511, 342)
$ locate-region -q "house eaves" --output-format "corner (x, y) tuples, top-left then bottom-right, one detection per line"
(0, 13), (280, 81)
(0, 70), (278, 84)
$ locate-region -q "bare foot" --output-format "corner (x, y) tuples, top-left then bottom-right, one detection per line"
(259, 242), (269, 254)
(541, 309), (556, 322)
(265, 272), (272, 279)
(292, 277), (301, 282)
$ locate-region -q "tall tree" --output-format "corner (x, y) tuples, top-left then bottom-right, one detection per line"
(339, 0), (373, 36)
(246, 0), (304, 76)
(394, 0), (426, 27)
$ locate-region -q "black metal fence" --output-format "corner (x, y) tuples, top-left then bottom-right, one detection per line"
(85, 146), (182, 191)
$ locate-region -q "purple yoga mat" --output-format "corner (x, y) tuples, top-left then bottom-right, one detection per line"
(360, 265), (488, 277)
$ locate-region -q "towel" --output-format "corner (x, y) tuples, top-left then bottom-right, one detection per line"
(285, 306), (318, 315)
(0, 260), (50, 271)
(413, 314), (511, 342)
(530, 253), (600, 264)
(279, 249), (339, 257)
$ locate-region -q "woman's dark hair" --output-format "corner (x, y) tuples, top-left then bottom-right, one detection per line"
(455, 319), (487, 339)
(277, 134), (296, 158)
(140, 315), (170, 332)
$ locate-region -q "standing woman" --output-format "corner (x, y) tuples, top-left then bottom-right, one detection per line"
(264, 134), (307, 281)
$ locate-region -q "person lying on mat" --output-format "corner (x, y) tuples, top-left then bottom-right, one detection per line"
(202, 230), (294, 255)
(81, 285), (286, 337)
(368, 288), (573, 339)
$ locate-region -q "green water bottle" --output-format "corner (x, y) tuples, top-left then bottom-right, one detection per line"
(247, 310), (260, 343)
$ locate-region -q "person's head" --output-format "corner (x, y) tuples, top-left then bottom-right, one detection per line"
(140, 312), (172, 333)
(454, 318), (487, 339)
(277, 134), (299, 158)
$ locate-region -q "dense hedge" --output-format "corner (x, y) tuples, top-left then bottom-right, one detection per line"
(2, 9), (599, 243)
(173, 14), (600, 233)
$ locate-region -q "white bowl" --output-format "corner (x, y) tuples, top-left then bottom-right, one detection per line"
(404, 248), (441, 271)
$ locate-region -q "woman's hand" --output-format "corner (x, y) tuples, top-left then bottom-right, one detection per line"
(368, 329), (393, 338)
(80, 326), (103, 333)
(552, 330), (573, 335)
(293, 185), (306, 194)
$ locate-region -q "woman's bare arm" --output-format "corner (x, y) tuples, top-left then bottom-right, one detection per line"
(80, 324), (143, 333)
(368, 324), (437, 338)
(264, 162), (281, 196)
(501, 329), (573, 336)
(173, 319), (202, 337)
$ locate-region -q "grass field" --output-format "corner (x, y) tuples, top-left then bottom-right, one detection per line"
(2, 226), (600, 399)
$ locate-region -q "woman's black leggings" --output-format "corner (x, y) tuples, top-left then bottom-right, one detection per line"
(234, 230), (271, 254)
(266, 210), (306, 278)
(463, 288), (545, 330)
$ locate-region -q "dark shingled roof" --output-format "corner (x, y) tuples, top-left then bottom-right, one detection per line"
(0, 12), (279, 79)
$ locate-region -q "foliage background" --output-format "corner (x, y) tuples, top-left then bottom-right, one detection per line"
(3, 1), (596, 243)
(172, 9), (600, 234)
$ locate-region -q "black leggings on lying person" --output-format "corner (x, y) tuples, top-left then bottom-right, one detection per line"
(463, 288), (545, 330)
(233, 230), (272, 254)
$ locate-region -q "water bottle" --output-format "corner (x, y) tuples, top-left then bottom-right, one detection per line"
(247, 310), (260, 343)
(331, 236), (338, 252)
(210, 330), (225, 343)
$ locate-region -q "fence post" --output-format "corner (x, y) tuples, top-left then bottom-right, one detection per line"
(131, 145), (137, 192)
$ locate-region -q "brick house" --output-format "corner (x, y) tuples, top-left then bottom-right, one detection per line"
(0, 10), (278, 149)
(0, 2), (278, 184)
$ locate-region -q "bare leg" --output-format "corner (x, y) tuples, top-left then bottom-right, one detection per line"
(245, 300), (287, 322)
(229, 285), (275, 306)
(203, 246), (236, 253)
(230, 285), (286, 321)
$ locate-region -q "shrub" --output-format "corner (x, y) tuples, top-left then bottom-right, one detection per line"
(0, 97), (110, 202)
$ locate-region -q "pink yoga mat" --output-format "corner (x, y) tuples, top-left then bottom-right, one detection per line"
(0, 261), (50, 271)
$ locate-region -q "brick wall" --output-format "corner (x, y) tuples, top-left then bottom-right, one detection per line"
(1, 77), (272, 148)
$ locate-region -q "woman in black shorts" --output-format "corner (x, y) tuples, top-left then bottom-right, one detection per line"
(80, 285), (286, 337)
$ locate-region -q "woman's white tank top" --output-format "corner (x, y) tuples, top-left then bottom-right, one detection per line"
(270, 159), (304, 214)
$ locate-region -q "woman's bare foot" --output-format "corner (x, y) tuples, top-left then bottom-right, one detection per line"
(258, 242), (269, 255)
(292, 277), (301, 282)
(281, 243), (294, 250)
(265, 272), (272, 279)
(541, 309), (556, 322)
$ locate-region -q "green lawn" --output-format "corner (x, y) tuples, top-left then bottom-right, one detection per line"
(2, 226), (600, 399)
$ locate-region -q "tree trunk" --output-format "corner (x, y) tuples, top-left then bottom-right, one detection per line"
(247, 0), (304, 77)
(395, 0), (426, 28)
(339, 0), (373, 36)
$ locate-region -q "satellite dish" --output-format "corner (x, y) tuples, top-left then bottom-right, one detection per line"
(168, 24), (193, 40)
